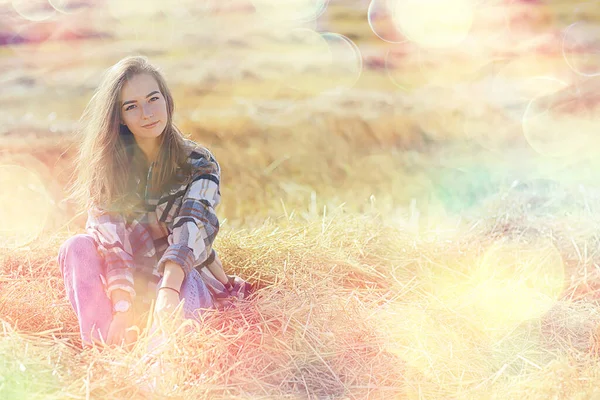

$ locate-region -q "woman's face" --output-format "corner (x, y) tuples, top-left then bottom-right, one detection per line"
(119, 73), (168, 141)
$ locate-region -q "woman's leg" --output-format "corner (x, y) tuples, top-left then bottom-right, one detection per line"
(57, 234), (113, 347)
(181, 269), (214, 320)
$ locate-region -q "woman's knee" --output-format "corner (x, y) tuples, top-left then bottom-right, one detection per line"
(180, 270), (214, 312)
(60, 234), (96, 254)
(58, 234), (100, 273)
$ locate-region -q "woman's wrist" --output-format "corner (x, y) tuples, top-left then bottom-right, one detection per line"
(111, 288), (133, 310)
(158, 286), (180, 296)
(113, 310), (133, 320)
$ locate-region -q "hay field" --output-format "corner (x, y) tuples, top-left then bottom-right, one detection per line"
(2, 0), (600, 398)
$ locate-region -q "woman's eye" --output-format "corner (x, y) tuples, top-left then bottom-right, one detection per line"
(150, 96), (159, 102)
(125, 105), (136, 111)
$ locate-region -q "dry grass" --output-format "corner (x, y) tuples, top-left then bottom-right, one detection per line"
(4, 186), (600, 398)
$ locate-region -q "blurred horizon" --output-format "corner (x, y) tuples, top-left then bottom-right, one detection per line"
(1, 0), (600, 236)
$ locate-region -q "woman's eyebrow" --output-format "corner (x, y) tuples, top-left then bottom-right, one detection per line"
(122, 91), (160, 107)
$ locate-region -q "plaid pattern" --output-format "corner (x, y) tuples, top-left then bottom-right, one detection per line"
(86, 140), (223, 299)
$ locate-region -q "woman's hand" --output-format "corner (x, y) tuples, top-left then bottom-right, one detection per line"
(106, 311), (137, 347)
(147, 287), (182, 355)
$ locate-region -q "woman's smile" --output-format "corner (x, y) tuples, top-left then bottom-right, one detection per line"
(142, 121), (160, 129)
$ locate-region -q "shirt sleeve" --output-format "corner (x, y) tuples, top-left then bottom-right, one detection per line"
(85, 206), (136, 298)
(157, 151), (221, 276)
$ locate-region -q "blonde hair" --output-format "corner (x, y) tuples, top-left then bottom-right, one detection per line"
(68, 55), (192, 212)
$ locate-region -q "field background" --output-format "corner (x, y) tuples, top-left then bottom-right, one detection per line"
(2, 0), (600, 398)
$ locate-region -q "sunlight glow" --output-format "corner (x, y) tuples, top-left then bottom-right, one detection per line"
(468, 0), (510, 45)
(48, 0), (87, 14)
(199, 26), (344, 122)
(11, 0), (56, 21)
(523, 82), (598, 158)
(251, 0), (329, 22)
(367, 0), (408, 43)
(385, 43), (422, 91)
(237, 28), (332, 98)
(386, 42), (492, 90)
(378, 304), (491, 383)
(492, 64), (571, 110)
(0, 165), (52, 249)
(278, 29), (333, 95)
(463, 103), (522, 152)
(107, 0), (169, 19)
(562, 22), (600, 78)
(392, 0), (475, 49)
(319, 32), (363, 93)
(465, 239), (565, 335)
(460, 55), (572, 152)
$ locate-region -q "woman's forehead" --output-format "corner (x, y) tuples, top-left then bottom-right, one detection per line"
(121, 73), (160, 100)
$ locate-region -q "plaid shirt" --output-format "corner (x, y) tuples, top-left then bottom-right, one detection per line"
(86, 140), (221, 299)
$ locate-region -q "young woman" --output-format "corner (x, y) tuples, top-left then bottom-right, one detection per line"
(57, 56), (249, 348)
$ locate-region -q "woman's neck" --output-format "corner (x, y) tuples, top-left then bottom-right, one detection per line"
(135, 137), (161, 165)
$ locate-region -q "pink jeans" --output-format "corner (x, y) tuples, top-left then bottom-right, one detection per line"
(57, 234), (214, 346)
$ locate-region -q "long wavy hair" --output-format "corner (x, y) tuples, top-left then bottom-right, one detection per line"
(68, 56), (193, 213)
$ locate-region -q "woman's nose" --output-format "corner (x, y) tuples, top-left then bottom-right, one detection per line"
(142, 104), (154, 118)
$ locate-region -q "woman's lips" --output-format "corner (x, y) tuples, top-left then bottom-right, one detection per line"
(143, 121), (159, 129)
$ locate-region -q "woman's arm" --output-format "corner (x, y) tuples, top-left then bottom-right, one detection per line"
(156, 150), (221, 285)
(86, 206), (136, 299)
(161, 260), (185, 290)
(205, 250), (233, 288)
(87, 206), (137, 346)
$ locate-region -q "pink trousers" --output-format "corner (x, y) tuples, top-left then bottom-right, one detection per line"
(57, 234), (214, 346)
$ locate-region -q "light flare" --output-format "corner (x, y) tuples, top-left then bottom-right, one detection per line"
(11, 0), (56, 21)
(197, 27), (361, 124)
(377, 304), (491, 384)
(392, 0), (475, 49)
(386, 40), (494, 91)
(48, 0), (87, 14)
(465, 55), (572, 151)
(464, 239), (565, 336)
(319, 32), (363, 93)
(523, 81), (599, 158)
(251, 0), (328, 22)
(367, 0), (408, 43)
(107, 0), (170, 19)
(0, 164), (53, 249)
(491, 63), (571, 109)
(562, 22), (600, 78)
